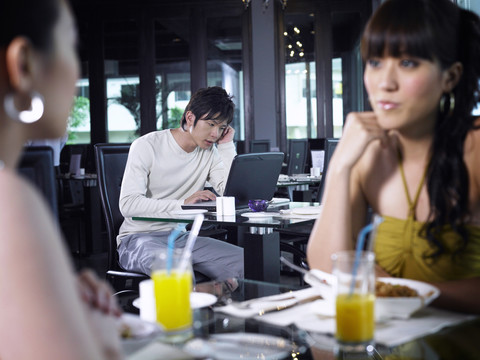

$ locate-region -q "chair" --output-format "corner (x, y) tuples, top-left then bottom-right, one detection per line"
(94, 143), (149, 294)
(249, 139), (271, 153)
(18, 146), (59, 219)
(286, 139), (308, 175)
(318, 138), (339, 203)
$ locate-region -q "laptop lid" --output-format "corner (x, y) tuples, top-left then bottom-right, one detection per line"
(182, 152), (285, 211)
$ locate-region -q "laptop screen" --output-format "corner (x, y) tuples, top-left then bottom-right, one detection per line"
(182, 152), (284, 210)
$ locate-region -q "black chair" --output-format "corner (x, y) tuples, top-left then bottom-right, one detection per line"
(249, 139), (271, 153)
(318, 138), (339, 203)
(94, 143), (149, 294)
(286, 139), (308, 175)
(18, 146), (59, 219)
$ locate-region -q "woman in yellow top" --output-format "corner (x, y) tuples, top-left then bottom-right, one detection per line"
(307, 0), (480, 314)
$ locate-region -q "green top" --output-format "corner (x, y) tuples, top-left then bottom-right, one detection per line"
(374, 156), (480, 282)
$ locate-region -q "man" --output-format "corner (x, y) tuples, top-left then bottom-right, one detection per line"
(117, 86), (244, 281)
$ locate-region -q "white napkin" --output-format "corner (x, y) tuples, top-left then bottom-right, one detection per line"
(295, 306), (476, 348)
(214, 287), (332, 327)
(215, 286), (477, 348)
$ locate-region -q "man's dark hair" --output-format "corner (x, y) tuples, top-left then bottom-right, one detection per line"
(181, 86), (234, 130)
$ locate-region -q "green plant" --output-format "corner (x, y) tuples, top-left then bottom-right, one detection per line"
(67, 96), (89, 141)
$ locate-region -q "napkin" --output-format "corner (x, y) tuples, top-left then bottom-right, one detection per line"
(215, 287), (477, 348)
(214, 287), (333, 327)
(295, 306), (476, 348)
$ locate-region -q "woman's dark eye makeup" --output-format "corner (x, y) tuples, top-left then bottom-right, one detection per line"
(367, 59), (381, 67)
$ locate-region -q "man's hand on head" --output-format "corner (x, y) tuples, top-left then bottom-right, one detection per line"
(217, 126), (235, 144)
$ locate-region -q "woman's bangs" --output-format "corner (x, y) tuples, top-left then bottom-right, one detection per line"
(362, 1), (435, 61)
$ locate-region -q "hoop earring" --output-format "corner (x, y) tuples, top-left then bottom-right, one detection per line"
(439, 92), (455, 118)
(4, 91), (44, 124)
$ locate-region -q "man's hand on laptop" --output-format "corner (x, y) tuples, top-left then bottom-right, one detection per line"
(184, 190), (217, 204)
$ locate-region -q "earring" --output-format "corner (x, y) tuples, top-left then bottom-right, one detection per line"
(439, 92), (455, 118)
(4, 91), (44, 124)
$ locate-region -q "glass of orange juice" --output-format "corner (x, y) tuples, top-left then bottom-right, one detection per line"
(151, 248), (193, 341)
(332, 250), (375, 353)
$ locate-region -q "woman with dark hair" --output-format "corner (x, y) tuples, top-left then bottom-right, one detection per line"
(307, 0), (480, 314)
(0, 0), (123, 358)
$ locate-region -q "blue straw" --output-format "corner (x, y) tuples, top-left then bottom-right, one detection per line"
(349, 216), (383, 295)
(166, 225), (183, 275)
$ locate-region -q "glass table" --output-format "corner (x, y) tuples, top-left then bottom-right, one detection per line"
(122, 278), (480, 360)
(133, 202), (318, 282)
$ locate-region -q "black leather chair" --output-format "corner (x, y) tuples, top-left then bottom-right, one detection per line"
(18, 146), (59, 218)
(94, 143), (149, 294)
(318, 138), (339, 203)
(286, 139), (308, 175)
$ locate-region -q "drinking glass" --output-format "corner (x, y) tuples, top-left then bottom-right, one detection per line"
(151, 248), (193, 341)
(332, 250), (376, 352)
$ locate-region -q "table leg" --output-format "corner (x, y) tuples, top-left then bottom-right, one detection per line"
(243, 231), (280, 283)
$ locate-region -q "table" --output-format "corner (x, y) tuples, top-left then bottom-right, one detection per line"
(58, 173), (105, 255)
(132, 202), (318, 283)
(277, 176), (321, 202)
(123, 278), (480, 360)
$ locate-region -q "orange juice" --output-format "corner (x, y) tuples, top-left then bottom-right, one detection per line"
(336, 293), (375, 343)
(152, 269), (192, 331)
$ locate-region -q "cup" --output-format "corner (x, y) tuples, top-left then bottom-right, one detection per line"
(332, 251), (375, 352)
(139, 279), (155, 323)
(310, 167), (321, 177)
(217, 196), (236, 215)
(151, 248), (193, 339)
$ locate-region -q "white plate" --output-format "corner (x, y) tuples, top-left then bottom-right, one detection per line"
(190, 292), (217, 308)
(291, 206), (323, 215)
(171, 209), (208, 216)
(183, 333), (295, 360)
(132, 292), (217, 310)
(305, 272), (441, 321)
(375, 277), (440, 320)
(118, 313), (163, 339)
(241, 212), (280, 218)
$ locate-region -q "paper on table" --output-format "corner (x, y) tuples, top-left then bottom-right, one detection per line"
(214, 287), (332, 327)
(295, 305), (476, 348)
(216, 287), (476, 348)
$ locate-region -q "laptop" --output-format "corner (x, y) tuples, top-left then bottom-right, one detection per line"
(182, 152), (285, 211)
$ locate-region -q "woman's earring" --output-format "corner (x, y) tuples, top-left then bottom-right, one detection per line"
(4, 91), (44, 124)
(439, 92), (455, 118)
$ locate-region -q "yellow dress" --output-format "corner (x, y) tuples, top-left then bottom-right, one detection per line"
(374, 160), (480, 283)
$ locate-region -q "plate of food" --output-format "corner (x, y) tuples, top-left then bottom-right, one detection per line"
(304, 270), (440, 320)
(375, 277), (440, 320)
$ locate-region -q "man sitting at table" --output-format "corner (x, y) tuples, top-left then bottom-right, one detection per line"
(117, 86), (244, 281)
